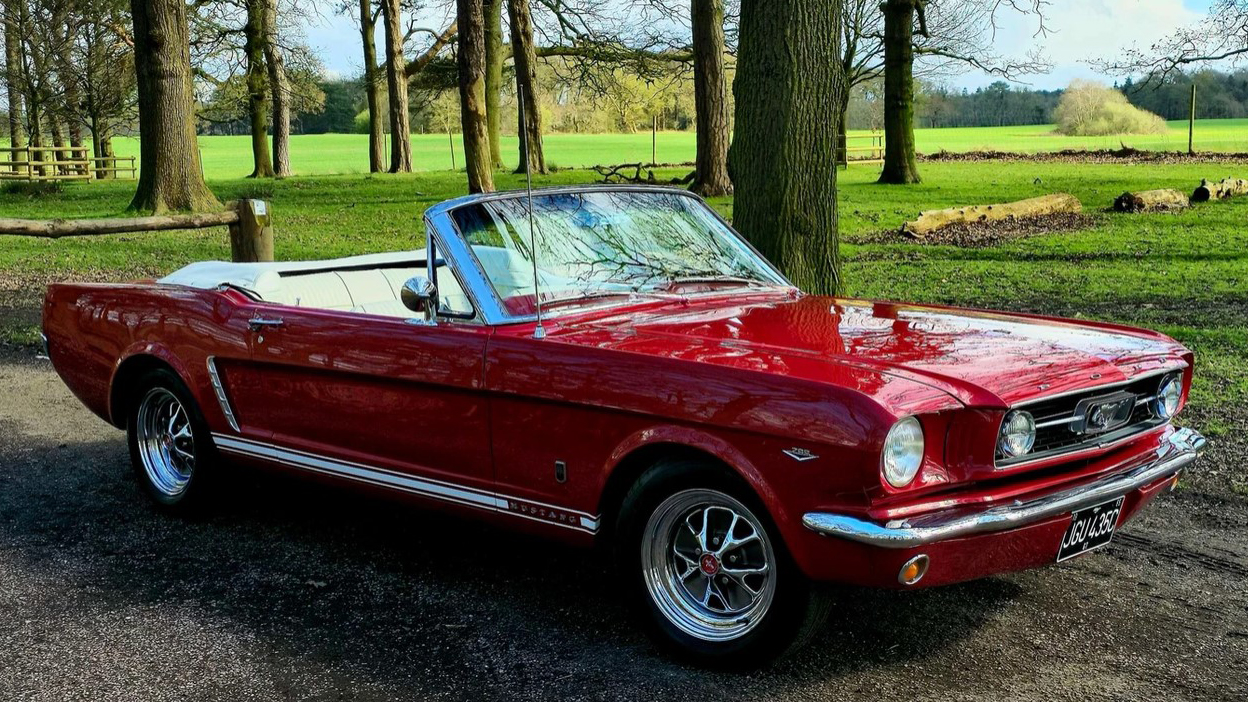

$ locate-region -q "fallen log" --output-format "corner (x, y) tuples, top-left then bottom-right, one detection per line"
(1191, 177), (1248, 202)
(901, 193), (1082, 239)
(0, 208), (240, 239)
(1112, 189), (1189, 213)
(592, 162), (696, 186)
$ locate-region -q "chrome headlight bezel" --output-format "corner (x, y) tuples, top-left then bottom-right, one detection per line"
(998, 409), (1037, 459)
(881, 416), (925, 488)
(1154, 373), (1183, 419)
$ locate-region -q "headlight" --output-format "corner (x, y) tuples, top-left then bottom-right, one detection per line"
(998, 410), (1036, 458)
(1154, 374), (1182, 419)
(882, 417), (924, 487)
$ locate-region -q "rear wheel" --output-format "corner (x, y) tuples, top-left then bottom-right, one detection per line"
(126, 368), (217, 511)
(616, 460), (829, 666)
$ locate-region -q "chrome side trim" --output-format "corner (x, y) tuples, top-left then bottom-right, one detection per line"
(205, 357), (240, 432)
(802, 428), (1206, 548)
(211, 433), (600, 534)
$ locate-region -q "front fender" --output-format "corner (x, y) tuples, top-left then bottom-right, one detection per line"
(603, 424), (788, 523)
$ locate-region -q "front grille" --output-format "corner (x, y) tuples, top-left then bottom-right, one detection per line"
(997, 372), (1177, 466)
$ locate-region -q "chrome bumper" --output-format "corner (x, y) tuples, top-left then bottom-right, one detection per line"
(802, 427), (1207, 548)
(37, 332), (50, 360)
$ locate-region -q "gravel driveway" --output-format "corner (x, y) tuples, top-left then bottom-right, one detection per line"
(1, 348), (1245, 701)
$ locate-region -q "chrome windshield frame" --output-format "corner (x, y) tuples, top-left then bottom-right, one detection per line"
(422, 185), (794, 327)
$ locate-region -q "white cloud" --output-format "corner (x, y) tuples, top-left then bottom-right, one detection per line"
(303, 0), (1210, 89)
(955, 0), (1207, 90)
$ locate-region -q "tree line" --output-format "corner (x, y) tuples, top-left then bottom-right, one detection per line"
(20, 0), (1235, 293)
(892, 69), (1248, 131)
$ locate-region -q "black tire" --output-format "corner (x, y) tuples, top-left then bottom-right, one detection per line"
(614, 458), (830, 667)
(125, 367), (219, 512)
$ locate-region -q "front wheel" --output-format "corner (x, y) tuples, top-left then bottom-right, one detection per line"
(617, 462), (829, 666)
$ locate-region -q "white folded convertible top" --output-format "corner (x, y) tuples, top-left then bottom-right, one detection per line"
(159, 251), (423, 295)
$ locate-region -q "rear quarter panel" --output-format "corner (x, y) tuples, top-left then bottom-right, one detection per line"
(43, 282), (251, 428)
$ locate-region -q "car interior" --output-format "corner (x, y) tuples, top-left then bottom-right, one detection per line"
(160, 246), (583, 321)
(160, 251), (472, 318)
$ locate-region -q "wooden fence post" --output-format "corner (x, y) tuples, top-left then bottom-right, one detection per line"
(229, 199), (274, 262)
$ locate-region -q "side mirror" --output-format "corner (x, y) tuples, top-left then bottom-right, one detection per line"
(400, 276), (439, 325)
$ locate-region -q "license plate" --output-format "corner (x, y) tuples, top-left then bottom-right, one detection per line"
(1056, 496), (1125, 562)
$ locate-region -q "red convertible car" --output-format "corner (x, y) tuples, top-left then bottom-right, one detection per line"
(43, 186), (1205, 664)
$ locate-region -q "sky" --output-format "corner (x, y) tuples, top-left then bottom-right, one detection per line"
(300, 0), (1219, 91)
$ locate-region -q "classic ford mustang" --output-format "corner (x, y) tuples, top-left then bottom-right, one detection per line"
(43, 186), (1206, 664)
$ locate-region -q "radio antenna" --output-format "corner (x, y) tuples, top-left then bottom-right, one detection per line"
(519, 85), (545, 340)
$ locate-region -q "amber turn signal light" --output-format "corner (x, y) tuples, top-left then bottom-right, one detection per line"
(898, 554), (930, 586)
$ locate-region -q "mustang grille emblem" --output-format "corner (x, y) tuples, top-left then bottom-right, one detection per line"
(783, 447), (819, 462)
(1073, 391), (1137, 435)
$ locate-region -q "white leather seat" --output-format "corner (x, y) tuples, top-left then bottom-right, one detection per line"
(160, 253), (474, 319)
(273, 272), (354, 310)
(473, 245), (538, 299)
(337, 270), (398, 306)
(380, 267), (473, 316)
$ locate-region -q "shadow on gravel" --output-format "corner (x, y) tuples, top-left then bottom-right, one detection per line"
(0, 420), (1015, 697)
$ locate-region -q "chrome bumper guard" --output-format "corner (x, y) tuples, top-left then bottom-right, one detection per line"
(802, 427), (1207, 548)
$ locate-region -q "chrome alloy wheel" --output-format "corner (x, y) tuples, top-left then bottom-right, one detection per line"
(641, 489), (777, 642)
(135, 387), (197, 497)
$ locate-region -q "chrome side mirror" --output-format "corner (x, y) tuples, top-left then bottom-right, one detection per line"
(400, 276), (439, 325)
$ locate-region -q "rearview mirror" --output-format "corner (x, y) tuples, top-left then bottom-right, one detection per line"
(400, 276), (439, 325)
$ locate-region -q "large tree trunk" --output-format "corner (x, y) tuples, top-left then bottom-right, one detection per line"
(90, 115), (109, 179)
(689, 0), (732, 197)
(507, 0), (545, 174)
(48, 10), (86, 175)
(483, 0), (504, 168)
(359, 0), (384, 173)
(243, 0), (274, 178)
(20, 0), (51, 177)
(457, 0), (495, 192)
(49, 118), (66, 175)
(128, 0), (220, 212)
(878, 0), (920, 184)
(263, 0), (291, 176)
(381, 0), (412, 172)
(3, 0), (27, 174)
(728, 0), (842, 295)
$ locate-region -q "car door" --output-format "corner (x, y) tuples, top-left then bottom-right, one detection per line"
(221, 301), (495, 505)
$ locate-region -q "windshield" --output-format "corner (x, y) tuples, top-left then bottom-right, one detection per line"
(450, 190), (788, 317)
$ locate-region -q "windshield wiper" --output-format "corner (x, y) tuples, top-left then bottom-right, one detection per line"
(540, 290), (679, 311)
(661, 275), (772, 290)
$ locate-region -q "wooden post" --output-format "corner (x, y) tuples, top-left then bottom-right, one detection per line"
(1188, 83), (1196, 155)
(651, 115), (658, 166)
(448, 125), (456, 171)
(229, 199), (274, 262)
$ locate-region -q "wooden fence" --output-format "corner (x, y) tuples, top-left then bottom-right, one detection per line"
(0, 199), (273, 263)
(0, 145), (137, 181)
(839, 133), (885, 167)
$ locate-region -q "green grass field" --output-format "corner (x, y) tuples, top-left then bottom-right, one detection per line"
(1, 153), (1245, 491)
(40, 118), (1248, 180)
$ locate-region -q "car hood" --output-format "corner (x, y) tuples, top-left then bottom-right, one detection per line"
(569, 293), (1189, 408)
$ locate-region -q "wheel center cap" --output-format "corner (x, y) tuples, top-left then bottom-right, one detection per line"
(699, 553), (720, 576)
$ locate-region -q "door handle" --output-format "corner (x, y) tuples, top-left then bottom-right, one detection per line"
(248, 316), (285, 332)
